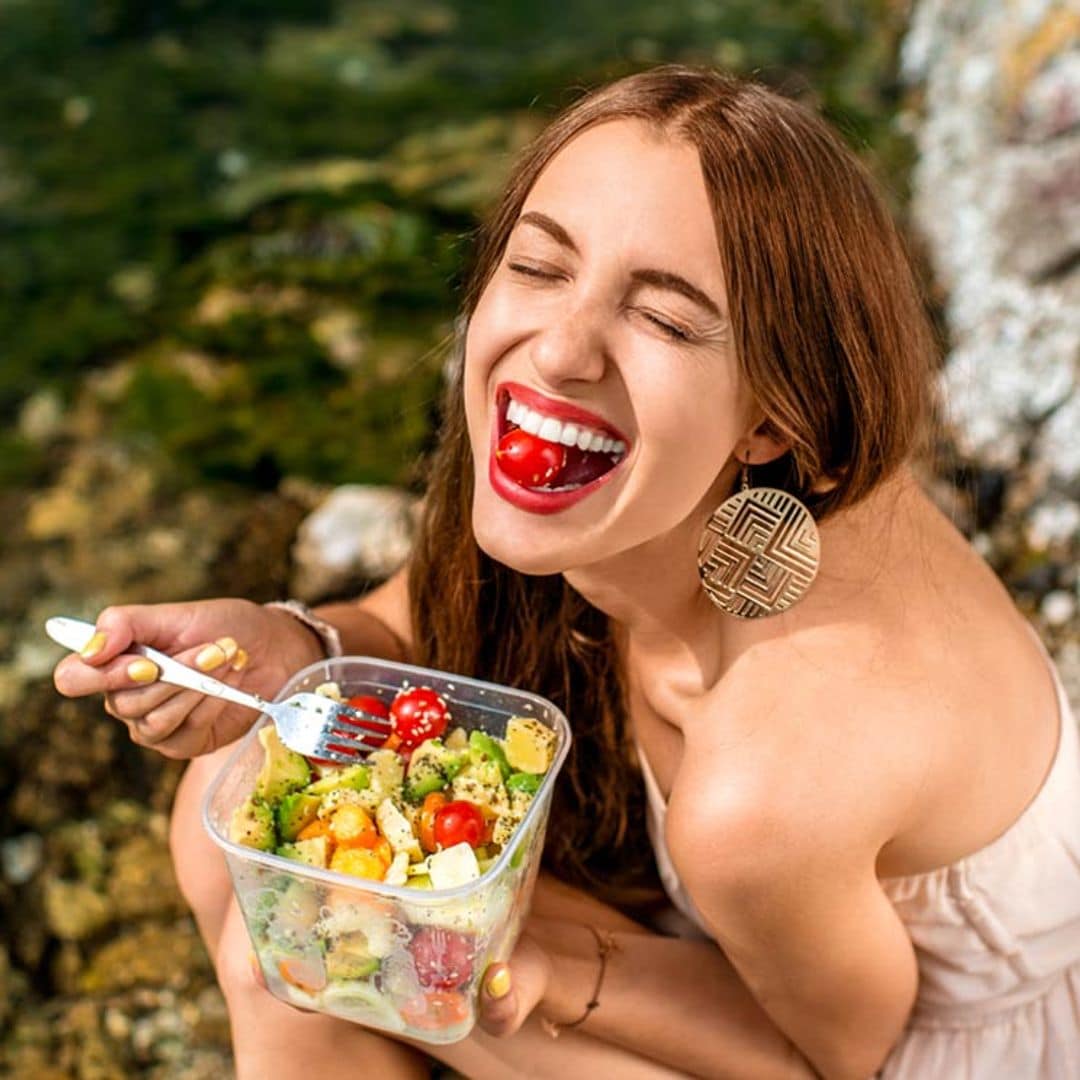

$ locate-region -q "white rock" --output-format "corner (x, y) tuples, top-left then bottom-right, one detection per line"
(289, 485), (419, 601)
(1041, 590), (1076, 628)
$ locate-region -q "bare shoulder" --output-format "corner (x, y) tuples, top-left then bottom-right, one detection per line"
(671, 619), (938, 875)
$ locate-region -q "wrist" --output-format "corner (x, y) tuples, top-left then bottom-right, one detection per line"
(264, 600), (343, 661)
(536, 921), (616, 1032)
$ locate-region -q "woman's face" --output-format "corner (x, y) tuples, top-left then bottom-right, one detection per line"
(464, 117), (754, 575)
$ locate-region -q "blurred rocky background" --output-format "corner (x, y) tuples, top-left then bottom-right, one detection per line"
(0, 1), (1075, 1076)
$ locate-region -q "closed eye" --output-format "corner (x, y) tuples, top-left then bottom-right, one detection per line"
(508, 262), (559, 280)
(640, 311), (692, 342)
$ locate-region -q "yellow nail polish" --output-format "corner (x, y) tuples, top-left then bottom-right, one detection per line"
(195, 644), (227, 672)
(214, 636), (239, 662)
(80, 631), (107, 659)
(486, 967), (511, 999)
(127, 659), (159, 684)
(231, 647), (249, 672)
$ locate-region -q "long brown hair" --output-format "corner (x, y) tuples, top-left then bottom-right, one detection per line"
(409, 65), (936, 900)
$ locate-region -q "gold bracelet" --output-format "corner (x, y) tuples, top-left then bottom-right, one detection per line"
(541, 925), (619, 1039)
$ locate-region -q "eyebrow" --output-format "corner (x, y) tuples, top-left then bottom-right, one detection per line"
(514, 210), (724, 320)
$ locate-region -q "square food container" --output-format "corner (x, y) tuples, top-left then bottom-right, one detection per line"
(202, 655), (571, 1044)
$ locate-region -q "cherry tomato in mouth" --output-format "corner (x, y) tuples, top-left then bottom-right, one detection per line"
(433, 799), (486, 849)
(389, 686), (450, 750)
(495, 428), (566, 488)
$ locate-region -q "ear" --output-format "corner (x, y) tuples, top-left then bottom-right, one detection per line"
(734, 416), (791, 467)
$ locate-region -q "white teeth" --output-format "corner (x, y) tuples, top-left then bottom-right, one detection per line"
(520, 409), (542, 435)
(505, 394), (626, 458)
(538, 417), (561, 442)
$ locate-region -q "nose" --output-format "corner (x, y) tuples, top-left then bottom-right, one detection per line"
(529, 298), (610, 390)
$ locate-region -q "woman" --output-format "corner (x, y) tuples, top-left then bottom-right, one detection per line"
(54, 65), (1080, 1078)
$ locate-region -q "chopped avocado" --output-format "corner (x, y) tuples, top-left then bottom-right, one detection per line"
(275, 792), (322, 841)
(506, 771), (542, 795)
(305, 764), (370, 796)
(275, 836), (329, 868)
(403, 771), (447, 803)
(325, 934), (380, 980)
(407, 873), (434, 890)
(229, 797), (276, 851)
(503, 717), (556, 775)
(428, 842), (481, 889)
(468, 730), (512, 780)
(254, 726), (312, 802)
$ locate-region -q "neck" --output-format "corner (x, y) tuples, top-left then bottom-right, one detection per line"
(562, 468), (923, 695)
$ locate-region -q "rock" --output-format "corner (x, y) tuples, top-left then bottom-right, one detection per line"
(904, 0), (1080, 628)
(1042, 589), (1077, 627)
(106, 835), (187, 921)
(44, 879), (112, 941)
(1, 833), (44, 885)
(289, 484), (419, 602)
(80, 919), (210, 994)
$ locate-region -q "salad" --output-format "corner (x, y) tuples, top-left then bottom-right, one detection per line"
(224, 679), (557, 1038)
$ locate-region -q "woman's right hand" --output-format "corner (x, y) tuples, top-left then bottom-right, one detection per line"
(52, 599), (328, 759)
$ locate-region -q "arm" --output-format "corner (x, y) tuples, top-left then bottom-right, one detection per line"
(677, 794), (918, 1079)
(483, 876), (816, 1079)
(311, 563), (415, 661)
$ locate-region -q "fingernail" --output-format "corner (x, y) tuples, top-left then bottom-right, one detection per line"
(80, 632), (107, 659)
(486, 967), (511, 999)
(214, 636), (239, 662)
(195, 644), (227, 672)
(127, 659), (159, 684)
(231, 647), (249, 672)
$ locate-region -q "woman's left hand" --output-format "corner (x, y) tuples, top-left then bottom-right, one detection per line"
(475, 930), (553, 1037)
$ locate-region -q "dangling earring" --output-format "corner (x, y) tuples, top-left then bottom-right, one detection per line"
(697, 459), (821, 618)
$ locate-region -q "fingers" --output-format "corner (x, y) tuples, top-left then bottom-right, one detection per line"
(55, 634), (246, 697)
(476, 933), (551, 1038)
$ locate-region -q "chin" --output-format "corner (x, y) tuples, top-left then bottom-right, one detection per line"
(471, 503), (574, 577)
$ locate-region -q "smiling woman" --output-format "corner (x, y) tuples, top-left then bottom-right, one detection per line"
(57, 62), (1080, 1080)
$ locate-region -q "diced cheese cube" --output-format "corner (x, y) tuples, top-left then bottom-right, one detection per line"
(428, 842), (481, 889)
(375, 798), (422, 861)
(503, 717), (555, 774)
(384, 850), (410, 887)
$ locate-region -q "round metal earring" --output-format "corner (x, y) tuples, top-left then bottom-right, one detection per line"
(697, 461), (821, 618)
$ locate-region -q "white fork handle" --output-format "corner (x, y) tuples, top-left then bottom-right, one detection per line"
(46, 615), (268, 714)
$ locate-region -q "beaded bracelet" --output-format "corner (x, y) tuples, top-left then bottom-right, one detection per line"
(540, 925), (620, 1039)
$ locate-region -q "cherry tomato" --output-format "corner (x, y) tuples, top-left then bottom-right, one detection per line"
(495, 429), (566, 487)
(419, 791), (447, 854)
(433, 800), (485, 849)
(345, 694), (391, 718)
(390, 686), (450, 750)
(400, 989), (471, 1031)
(409, 926), (475, 990)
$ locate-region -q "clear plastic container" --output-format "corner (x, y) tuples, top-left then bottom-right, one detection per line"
(202, 655), (571, 1044)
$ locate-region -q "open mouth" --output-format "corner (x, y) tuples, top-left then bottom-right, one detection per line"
(494, 386), (628, 494)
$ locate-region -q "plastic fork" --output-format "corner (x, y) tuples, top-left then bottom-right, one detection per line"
(45, 615), (393, 763)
